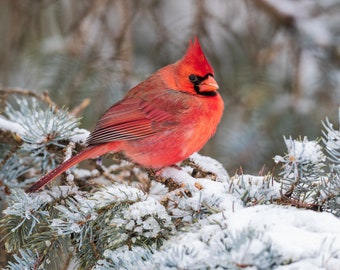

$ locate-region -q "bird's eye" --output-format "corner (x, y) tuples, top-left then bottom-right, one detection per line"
(189, 74), (198, 83)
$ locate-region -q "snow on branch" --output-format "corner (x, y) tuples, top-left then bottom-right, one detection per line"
(0, 93), (339, 269)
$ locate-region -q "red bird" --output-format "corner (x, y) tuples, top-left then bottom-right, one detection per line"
(26, 38), (224, 192)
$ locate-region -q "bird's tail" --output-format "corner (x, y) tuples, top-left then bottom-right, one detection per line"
(26, 144), (112, 193)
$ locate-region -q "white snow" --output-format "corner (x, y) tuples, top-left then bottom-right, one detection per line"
(69, 127), (90, 144)
(119, 197), (174, 238)
(91, 185), (147, 208)
(185, 152), (230, 182)
(154, 153), (340, 269)
(274, 136), (326, 164)
(226, 205), (340, 263)
(63, 142), (75, 161)
(8, 151), (340, 269)
(0, 117), (25, 135)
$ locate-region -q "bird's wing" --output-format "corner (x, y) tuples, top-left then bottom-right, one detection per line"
(86, 90), (188, 144)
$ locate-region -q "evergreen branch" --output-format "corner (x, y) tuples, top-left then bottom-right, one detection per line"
(26, 230), (71, 270)
(0, 87), (57, 108)
(0, 97), (89, 192)
(228, 174), (280, 206)
(228, 228), (281, 269)
(274, 111), (340, 216)
(4, 249), (40, 270)
(0, 190), (49, 251)
(40, 185), (175, 269)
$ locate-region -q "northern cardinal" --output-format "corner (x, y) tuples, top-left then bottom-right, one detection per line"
(26, 38), (224, 192)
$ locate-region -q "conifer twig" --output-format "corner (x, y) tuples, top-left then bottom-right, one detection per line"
(0, 87), (57, 108)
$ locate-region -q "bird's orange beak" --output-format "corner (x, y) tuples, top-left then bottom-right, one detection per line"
(199, 75), (219, 92)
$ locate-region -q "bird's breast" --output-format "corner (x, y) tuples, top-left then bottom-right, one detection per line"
(120, 93), (224, 169)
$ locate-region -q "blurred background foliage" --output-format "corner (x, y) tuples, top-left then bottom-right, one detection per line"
(0, 0), (339, 174)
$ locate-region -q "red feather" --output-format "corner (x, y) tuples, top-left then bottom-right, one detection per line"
(180, 37), (214, 77)
(87, 90), (183, 144)
(25, 143), (118, 192)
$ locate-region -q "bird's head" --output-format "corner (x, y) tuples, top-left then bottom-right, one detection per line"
(174, 37), (219, 96)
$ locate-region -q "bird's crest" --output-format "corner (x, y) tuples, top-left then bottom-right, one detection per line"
(180, 37), (214, 76)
